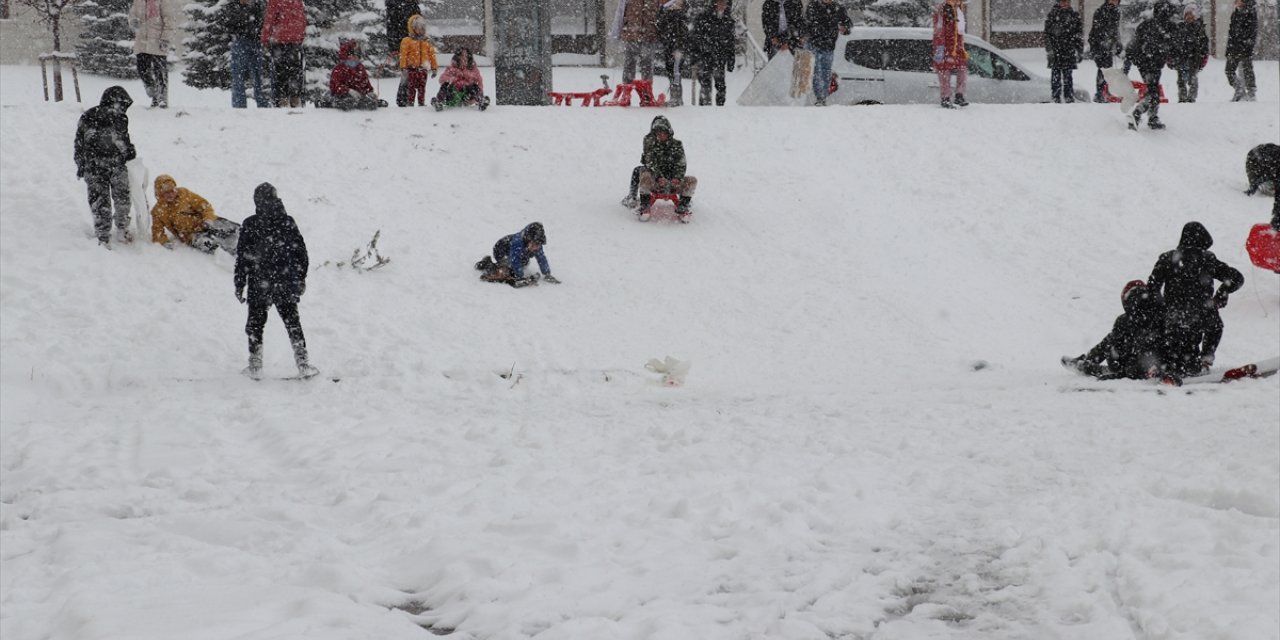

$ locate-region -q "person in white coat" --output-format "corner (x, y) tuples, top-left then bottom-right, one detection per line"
(129, 0), (174, 108)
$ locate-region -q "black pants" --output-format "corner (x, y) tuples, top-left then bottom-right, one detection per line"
(1162, 307), (1222, 375)
(1050, 68), (1074, 102)
(1092, 54), (1114, 100)
(85, 167), (131, 242)
(246, 300), (306, 360)
(698, 64), (727, 106)
(269, 43), (305, 104)
(1133, 68), (1162, 121)
(136, 53), (168, 105)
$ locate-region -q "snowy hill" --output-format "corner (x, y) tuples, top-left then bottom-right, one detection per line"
(2, 61), (1278, 640)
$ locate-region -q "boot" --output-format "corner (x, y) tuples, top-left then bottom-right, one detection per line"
(293, 341), (318, 378)
(242, 345), (263, 380)
(953, 93), (968, 107)
(1147, 117), (1165, 130)
(940, 97), (954, 109)
(637, 194), (652, 221)
(675, 195), (692, 215)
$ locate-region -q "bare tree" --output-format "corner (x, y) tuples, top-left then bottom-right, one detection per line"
(14, 0), (79, 51)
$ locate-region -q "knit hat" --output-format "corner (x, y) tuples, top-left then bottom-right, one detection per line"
(1121, 280), (1147, 303)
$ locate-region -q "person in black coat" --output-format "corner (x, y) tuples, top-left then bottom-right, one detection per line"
(227, 0), (267, 108)
(690, 0), (736, 106)
(234, 182), (315, 379)
(804, 0), (851, 105)
(656, 0), (689, 107)
(1044, 0), (1083, 103)
(1225, 0), (1257, 101)
(1066, 280), (1167, 380)
(1124, 1), (1175, 129)
(762, 0), (806, 59)
(1087, 0), (1121, 102)
(1147, 222), (1244, 378)
(1170, 5), (1208, 102)
(74, 86), (137, 248)
(385, 0), (421, 107)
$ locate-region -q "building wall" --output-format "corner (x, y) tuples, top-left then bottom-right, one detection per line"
(0, 0), (186, 65)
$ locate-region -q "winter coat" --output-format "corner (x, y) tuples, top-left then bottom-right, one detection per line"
(642, 117), (687, 180)
(330, 41), (374, 97)
(1044, 4), (1084, 70)
(806, 0), (852, 52)
(1085, 283), (1166, 379)
(226, 0), (264, 40)
(439, 63), (483, 91)
(74, 86), (136, 177)
(931, 2), (967, 71)
(690, 3), (736, 71)
(1147, 222), (1244, 317)
(385, 0), (421, 49)
(150, 176), (220, 246)
(620, 0), (662, 43)
(762, 0), (806, 50)
(1170, 18), (1209, 69)
(129, 0), (174, 56)
(261, 0), (306, 46)
(638, 115), (672, 164)
(1125, 9), (1173, 74)
(400, 16), (439, 71)
(656, 3), (689, 53)
(1226, 0), (1257, 58)
(1088, 2), (1121, 59)
(235, 183), (309, 305)
(497, 223), (550, 279)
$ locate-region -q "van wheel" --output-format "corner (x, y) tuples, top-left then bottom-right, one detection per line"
(855, 100), (882, 106)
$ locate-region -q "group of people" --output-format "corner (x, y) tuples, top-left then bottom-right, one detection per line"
(759, 0), (854, 106)
(1042, 0), (1259, 127)
(613, 0), (743, 107)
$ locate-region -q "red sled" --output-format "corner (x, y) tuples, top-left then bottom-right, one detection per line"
(1103, 80), (1167, 104)
(1246, 223), (1280, 273)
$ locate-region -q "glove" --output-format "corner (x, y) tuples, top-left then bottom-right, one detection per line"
(299, 282), (306, 297)
(159, 39), (170, 52)
(543, 274), (561, 284)
(657, 177), (670, 191)
(431, 68), (438, 78)
(235, 288), (245, 304)
(1212, 291), (1229, 309)
(76, 166), (84, 179)
(162, 242), (174, 251)
(400, 69), (409, 79)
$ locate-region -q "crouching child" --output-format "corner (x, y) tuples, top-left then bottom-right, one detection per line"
(1064, 280), (1166, 380)
(475, 222), (561, 288)
(151, 175), (239, 254)
(322, 40), (384, 110)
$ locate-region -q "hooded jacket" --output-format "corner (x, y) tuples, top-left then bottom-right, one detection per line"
(226, 0), (265, 39)
(1085, 281), (1166, 379)
(235, 183), (309, 304)
(399, 15), (439, 70)
(691, 0), (737, 69)
(763, 0), (807, 50)
(806, 0), (852, 52)
(1226, 0), (1257, 58)
(1170, 14), (1209, 68)
(1147, 222), (1244, 314)
(150, 175), (220, 245)
(642, 116), (687, 180)
(1088, 1), (1122, 59)
(1044, 2), (1084, 70)
(74, 86), (136, 176)
(931, 0), (967, 71)
(1125, 3), (1175, 73)
(496, 223), (550, 279)
(330, 41), (374, 97)
(261, 0), (306, 46)
(129, 0), (174, 56)
(439, 52), (484, 90)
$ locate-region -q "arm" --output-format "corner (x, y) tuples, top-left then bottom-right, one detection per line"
(151, 205), (170, 244)
(1212, 259), (1244, 296)
(426, 43), (439, 72)
(73, 116), (87, 176)
(534, 248), (550, 277)
(260, 0), (275, 45)
(508, 240), (526, 278)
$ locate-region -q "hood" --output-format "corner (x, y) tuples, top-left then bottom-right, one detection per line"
(154, 174), (177, 198)
(99, 85), (133, 111)
(1177, 221), (1213, 249)
(253, 182), (286, 217)
(650, 115), (673, 136)
(1153, 1), (1176, 22)
(407, 14), (428, 37)
(338, 40), (362, 61)
(522, 222), (546, 246)
(1120, 280), (1156, 315)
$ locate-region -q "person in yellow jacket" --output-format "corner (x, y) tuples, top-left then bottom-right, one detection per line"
(150, 175), (240, 254)
(398, 15), (438, 106)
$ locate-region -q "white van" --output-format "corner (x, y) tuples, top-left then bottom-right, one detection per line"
(739, 27), (1089, 106)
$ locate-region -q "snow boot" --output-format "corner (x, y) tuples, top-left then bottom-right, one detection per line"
(293, 342), (318, 379)
(953, 93), (968, 107)
(1147, 117), (1165, 130)
(940, 97), (955, 109)
(621, 194), (638, 209)
(431, 97), (443, 112)
(637, 194), (652, 221)
(479, 96), (490, 111)
(676, 195), (692, 215)
(242, 346), (263, 380)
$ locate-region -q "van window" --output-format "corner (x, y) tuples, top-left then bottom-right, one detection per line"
(881, 39), (934, 72)
(965, 45), (1030, 80)
(845, 39), (885, 69)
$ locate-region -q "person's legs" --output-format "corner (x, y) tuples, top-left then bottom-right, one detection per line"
(85, 171), (113, 244)
(639, 42), (656, 81)
(231, 37), (249, 108)
(1225, 56), (1241, 98)
(1061, 67), (1073, 102)
(954, 66), (968, 102)
(713, 65), (727, 105)
(1199, 309), (1224, 367)
(811, 48), (833, 101)
(622, 41), (640, 83)
(1094, 56), (1111, 101)
(1186, 66), (1198, 102)
(136, 54), (157, 104)
(248, 41), (266, 107)
(245, 301), (270, 371)
(697, 66), (712, 104)
(1050, 68), (1063, 101)
(936, 68), (952, 104)
(667, 49), (683, 105)
(107, 167), (132, 239)
(1239, 56), (1256, 99)
(276, 302), (310, 370)
(1140, 68), (1162, 124)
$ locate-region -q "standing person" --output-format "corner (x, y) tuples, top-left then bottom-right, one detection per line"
(1124, 0), (1174, 130)
(74, 86), (137, 248)
(1087, 0), (1122, 102)
(234, 183), (316, 380)
(1170, 5), (1209, 103)
(805, 0), (851, 106)
(931, 0), (967, 108)
(227, 0), (267, 109)
(762, 0), (806, 60)
(1147, 222), (1244, 379)
(261, 0), (307, 108)
(656, 0), (689, 107)
(400, 15), (439, 108)
(150, 175), (240, 255)
(613, 0), (663, 84)
(1043, 0), (1083, 103)
(691, 0), (736, 106)
(1225, 0), (1257, 102)
(129, 0), (173, 108)
(384, 0), (421, 107)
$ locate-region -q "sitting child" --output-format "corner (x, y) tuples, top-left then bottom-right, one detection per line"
(399, 15), (439, 107)
(637, 116), (697, 222)
(150, 175), (239, 255)
(474, 222), (560, 287)
(326, 40), (383, 110)
(1064, 280), (1166, 380)
(432, 47), (489, 110)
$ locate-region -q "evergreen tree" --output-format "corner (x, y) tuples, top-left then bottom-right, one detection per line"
(854, 0), (933, 27)
(182, 0), (233, 89)
(301, 0), (381, 92)
(77, 0), (137, 78)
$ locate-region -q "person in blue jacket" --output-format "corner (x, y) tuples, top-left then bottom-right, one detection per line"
(475, 222), (561, 287)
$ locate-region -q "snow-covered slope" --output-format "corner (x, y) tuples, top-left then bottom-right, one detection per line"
(2, 62), (1278, 640)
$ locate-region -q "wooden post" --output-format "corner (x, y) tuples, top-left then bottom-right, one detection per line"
(52, 57), (64, 102)
(71, 64), (81, 103)
(39, 57), (50, 101)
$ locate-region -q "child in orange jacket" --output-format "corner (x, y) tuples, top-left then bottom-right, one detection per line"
(399, 15), (438, 106)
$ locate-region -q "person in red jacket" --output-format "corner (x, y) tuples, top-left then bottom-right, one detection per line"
(432, 47), (489, 110)
(261, 0), (306, 108)
(931, 0), (968, 108)
(326, 41), (383, 110)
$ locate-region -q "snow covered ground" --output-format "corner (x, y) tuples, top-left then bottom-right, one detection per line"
(2, 56), (1278, 640)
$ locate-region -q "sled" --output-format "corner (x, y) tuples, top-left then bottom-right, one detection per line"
(1246, 223), (1280, 273)
(637, 192), (689, 223)
(600, 77), (667, 107)
(1101, 68), (1167, 114)
(433, 89), (490, 111)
